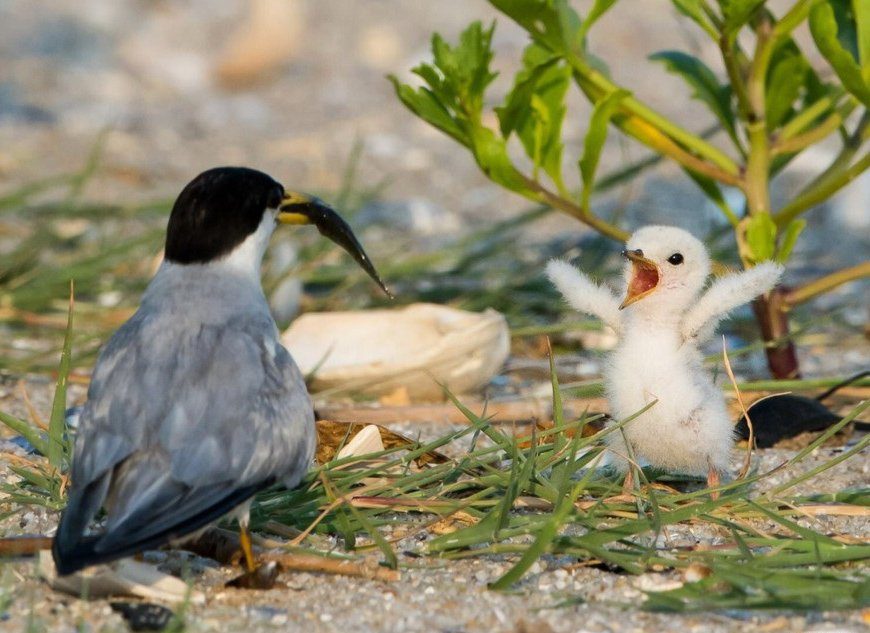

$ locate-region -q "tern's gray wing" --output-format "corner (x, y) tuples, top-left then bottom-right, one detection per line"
(53, 308), (315, 574)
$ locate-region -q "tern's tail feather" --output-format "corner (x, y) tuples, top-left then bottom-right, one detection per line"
(52, 480), (269, 576)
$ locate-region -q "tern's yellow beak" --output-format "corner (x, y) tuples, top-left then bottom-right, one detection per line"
(277, 191), (392, 298)
(619, 249), (660, 310)
(277, 192), (316, 225)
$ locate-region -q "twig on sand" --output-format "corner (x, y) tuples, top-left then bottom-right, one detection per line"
(0, 536), (53, 557)
(187, 528), (400, 582)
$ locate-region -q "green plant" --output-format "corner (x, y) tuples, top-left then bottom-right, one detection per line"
(390, 0), (870, 378)
(0, 287), (74, 510)
(3, 325), (869, 611)
(251, 373), (870, 610)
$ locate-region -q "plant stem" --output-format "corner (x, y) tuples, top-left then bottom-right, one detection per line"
(747, 14), (775, 122)
(774, 151), (870, 225)
(572, 74), (741, 186)
(774, 0), (824, 36)
(744, 121), (771, 213)
(783, 261), (870, 307)
(719, 34), (751, 125)
(743, 10), (774, 215)
(795, 110), (870, 189)
(778, 94), (839, 140)
(565, 58), (740, 177)
(771, 109), (844, 156)
(752, 289), (800, 379)
(742, 10), (805, 379)
(520, 175), (629, 242)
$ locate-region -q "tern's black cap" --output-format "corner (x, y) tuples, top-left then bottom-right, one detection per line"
(165, 167), (284, 264)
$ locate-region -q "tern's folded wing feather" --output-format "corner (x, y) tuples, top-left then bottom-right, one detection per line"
(55, 309), (315, 574)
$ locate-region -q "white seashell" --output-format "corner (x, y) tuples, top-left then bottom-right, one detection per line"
(282, 303), (510, 400)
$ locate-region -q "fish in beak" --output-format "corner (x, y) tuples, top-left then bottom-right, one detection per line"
(619, 249), (659, 309)
(278, 192), (393, 298)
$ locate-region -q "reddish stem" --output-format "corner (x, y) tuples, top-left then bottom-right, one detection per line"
(752, 287), (801, 379)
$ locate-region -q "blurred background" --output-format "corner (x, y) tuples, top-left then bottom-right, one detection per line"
(0, 0), (866, 377)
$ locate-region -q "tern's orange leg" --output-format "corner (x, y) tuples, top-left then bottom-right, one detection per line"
(239, 525), (256, 573)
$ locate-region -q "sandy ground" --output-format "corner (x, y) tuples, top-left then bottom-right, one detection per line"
(1, 375), (868, 633)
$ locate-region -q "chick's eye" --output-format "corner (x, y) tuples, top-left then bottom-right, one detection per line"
(667, 253), (684, 265)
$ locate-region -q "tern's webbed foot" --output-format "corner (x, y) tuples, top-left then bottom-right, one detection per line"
(226, 560), (281, 589)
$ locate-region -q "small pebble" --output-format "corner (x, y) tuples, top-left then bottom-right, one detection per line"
(634, 574), (683, 593)
(683, 562), (711, 583)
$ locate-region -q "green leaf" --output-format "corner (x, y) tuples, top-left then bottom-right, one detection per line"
(579, 90), (629, 209)
(644, 564), (870, 611)
(718, 0), (766, 34)
(810, 1), (870, 105)
(388, 20), (501, 146)
(649, 51), (736, 142)
(765, 36), (836, 142)
(48, 286), (74, 472)
(388, 79), (469, 146)
(490, 433), (583, 589)
(672, 0), (718, 39)
(468, 126), (531, 194)
(496, 44), (571, 186)
(775, 218), (806, 263)
(744, 213), (777, 263)
(496, 45), (558, 136)
(0, 402), (48, 456)
(685, 171), (739, 226)
(831, 0), (860, 61)
(489, 0), (582, 55)
(577, 0), (619, 44)
(856, 0), (870, 82)
(342, 495), (398, 569)
(389, 21), (532, 197)
(765, 47), (810, 129)
(430, 23), (499, 117)
(9, 466), (54, 492)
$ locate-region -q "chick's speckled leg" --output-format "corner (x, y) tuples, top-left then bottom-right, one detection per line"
(707, 467), (721, 500)
(622, 468), (635, 494)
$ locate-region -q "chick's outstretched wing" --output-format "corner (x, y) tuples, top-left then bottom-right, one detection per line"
(681, 262), (783, 342)
(546, 259), (622, 332)
(53, 311), (314, 574)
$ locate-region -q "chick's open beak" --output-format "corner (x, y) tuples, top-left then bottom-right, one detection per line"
(278, 192), (393, 298)
(619, 249), (659, 310)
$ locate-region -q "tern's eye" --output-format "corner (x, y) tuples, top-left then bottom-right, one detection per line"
(266, 187), (283, 210)
(667, 253), (684, 265)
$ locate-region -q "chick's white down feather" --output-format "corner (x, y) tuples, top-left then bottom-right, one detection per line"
(545, 259), (622, 332)
(681, 262), (783, 342)
(547, 226), (783, 477)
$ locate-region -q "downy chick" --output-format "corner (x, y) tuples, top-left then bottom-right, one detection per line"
(547, 225), (782, 491)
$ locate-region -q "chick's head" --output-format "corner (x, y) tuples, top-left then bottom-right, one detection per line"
(620, 225), (710, 314)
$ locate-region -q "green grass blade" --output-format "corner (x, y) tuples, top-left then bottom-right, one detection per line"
(47, 284), (75, 471)
(489, 434), (583, 589)
(0, 411), (47, 456)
